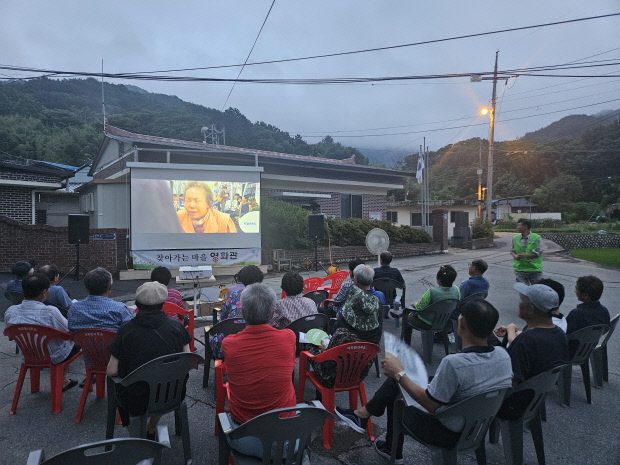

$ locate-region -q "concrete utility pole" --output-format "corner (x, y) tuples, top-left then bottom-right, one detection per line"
(485, 51), (499, 221)
(477, 141), (483, 219)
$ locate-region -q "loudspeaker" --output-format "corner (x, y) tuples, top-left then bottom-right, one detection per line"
(308, 214), (325, 240)
(68, 214), (90, 244)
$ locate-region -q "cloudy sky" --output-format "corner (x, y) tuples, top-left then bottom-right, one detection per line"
(1, 1), (618, 160)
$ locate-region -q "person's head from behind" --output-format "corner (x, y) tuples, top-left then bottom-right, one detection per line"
(353, 264), (374, 289)
(436, 265), (457, 287)
(514, 283), (558, 323)
(241, 283), (276, 325)
(11, 261), (33, 280)
(235, 265), (264, 286)
(348, 257), (365, 278)
(537, 278), (565, 308)
(517, 218), (532, 233)
(150, 266), (172, 287)
(380, 251), (393, 266)
(84, 268), (113, 296)
(22, 273), (50, 301)
(575, 275), (604, 303)
(135, 281), (168, 312)
(469, 259), (488, 277)
(38, 264), (60, 285)
(281, 271), (304, 297)
(183, 181), (213, 220)
(458, 299), (499, 340)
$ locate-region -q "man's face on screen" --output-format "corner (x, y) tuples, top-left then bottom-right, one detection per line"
(184, 187), (209, 219)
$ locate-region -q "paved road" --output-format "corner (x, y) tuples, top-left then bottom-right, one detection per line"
(1, 233), (618, 464)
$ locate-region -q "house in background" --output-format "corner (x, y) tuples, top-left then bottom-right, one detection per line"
(492, 196), (561, 221)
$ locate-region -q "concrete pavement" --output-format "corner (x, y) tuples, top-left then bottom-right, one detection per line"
(1, 233), (619, 464)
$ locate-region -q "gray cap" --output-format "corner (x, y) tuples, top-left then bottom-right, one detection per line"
(11, 261), (33, 278)
(135, 281), (168, 305)
(514, 283), (559, 313)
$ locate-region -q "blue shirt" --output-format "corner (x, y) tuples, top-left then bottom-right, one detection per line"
(67, 295), (133, 332)
(566, 301), (610, 334)
(373, 266), (405, 286)
(6, 280), (23, 293)
(46, 285), (72, 309)
(459, 276), (489, 300)
(368, 288), (386, 305)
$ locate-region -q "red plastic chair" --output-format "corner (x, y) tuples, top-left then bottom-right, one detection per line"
(70, 329), (116, 423)
(298, 342), (380, 449)
(3, 324), (82, 415)
(163, 302), (196, 352)
(319, 271), (349, 299)
(281, 277), (324, 299)
(214, 360), (232, 435)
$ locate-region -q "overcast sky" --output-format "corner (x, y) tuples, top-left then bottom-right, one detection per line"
(1, 1), (618, 160)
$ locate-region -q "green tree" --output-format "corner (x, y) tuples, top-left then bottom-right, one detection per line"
(533, 174), (583, 212)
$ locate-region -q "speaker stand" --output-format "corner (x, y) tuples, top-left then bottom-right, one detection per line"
(57, 244), (89, 284)
(311, 238), (328, 274)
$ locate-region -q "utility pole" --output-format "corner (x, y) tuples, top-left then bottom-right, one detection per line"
(485, 51), (499, 222)
(477, 141), (483, 219)
(420, 144), (425, 229)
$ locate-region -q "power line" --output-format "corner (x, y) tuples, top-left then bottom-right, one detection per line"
(220, 0), (276, 111)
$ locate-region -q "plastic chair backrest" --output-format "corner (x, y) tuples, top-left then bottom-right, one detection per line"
(425, 299), (459, 331)
(371, 278), (404, 306)
(5, 291), (24, 305)
(70, 329), (116, 372)
(309, 342), (380, 389)
(224, 402), (332, 465)
(119, 352), (204, 417)
(456, 292), (488, 309)
(303, 277), (324, 294)
(568, 324), (609, 365)
(303, 290), (329, 308)
(162, 301), (190, 319)
(508, 365), (564, 424)
(431, 387), (511, 453)
(4, 324), (71, 367)
(285, 313), (328, 336)
(321, 271), (348, 290)
(208, 318), (246, 338)
(29, 437), (169, 465)
(599, 314), (619, 348)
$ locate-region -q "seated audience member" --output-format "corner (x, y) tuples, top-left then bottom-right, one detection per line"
(373, 251), (406, 305)
(107, 282), (191, 439)
(222, 283), (297, 457)
(396, 265), (460, 345)
(537, 278), (567, 332)
(150, 266), (184, 308)
(209, 265), (264, 358)
(38, 264), (72, 313)
(459, 259), (489, 300)
(336, 300), (512, 463)
(6, 260), (34, 294)
(5, 273), (79, 391)
(270, 271), (318, 329)
(331, 258), (365, 312)
(494, 283), (569, 385)
(566, 275), (610, 334)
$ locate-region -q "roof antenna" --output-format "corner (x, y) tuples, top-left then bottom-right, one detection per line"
(101, 59), (107, 133)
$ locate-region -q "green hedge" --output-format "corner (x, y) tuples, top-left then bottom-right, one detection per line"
(261, 199), (432, 250)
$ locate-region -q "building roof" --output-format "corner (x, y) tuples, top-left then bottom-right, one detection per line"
(91, 124), (412, 178)
(0, 157), (76, 179)
(493, 197), (537, 207)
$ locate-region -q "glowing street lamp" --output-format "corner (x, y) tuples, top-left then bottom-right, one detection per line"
(480, 107), (489, 116)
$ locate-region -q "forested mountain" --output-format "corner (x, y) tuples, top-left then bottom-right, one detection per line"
(521, 111), (618, 142)
(0, 77), (368, 166)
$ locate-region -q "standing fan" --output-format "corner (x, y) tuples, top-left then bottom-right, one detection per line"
(366, 228), (390, 267)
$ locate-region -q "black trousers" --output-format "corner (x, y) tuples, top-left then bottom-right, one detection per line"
(402, 309), (433, 345)
(365, 378), (460, 454)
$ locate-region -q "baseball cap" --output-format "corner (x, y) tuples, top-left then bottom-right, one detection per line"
(514, 283), (559, 313)
(11, 261), (33, 278)
(135, 281), (168, 305)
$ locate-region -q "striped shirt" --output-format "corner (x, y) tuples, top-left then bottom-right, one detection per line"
(68, 295), (133, 333)
(167, 289), (185, 308)
(270, 293), (318, 329)
(5, 300), (75, 364)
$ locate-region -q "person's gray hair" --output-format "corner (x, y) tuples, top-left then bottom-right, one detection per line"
(354, 264), (375, 286)
(241, 283), (276, 325)
(84, 267), (113, 295)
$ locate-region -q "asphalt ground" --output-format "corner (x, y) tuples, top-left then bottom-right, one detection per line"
(0, 232), (619, 464)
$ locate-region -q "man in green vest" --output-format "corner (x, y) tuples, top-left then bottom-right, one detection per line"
(510, 218), (543, 284)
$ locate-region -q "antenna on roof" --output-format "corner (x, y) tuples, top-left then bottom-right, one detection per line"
(101, 59), (106, 133)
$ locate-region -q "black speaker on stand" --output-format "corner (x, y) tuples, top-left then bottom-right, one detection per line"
(58, 214), (90, 284)
(308, 214), (327, 274)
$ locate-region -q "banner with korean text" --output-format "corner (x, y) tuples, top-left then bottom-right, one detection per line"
(132, 248), (261, 269)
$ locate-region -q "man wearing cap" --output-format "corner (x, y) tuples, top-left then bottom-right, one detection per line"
(7, 261), (34, 294)
(107, 281), (191, 439)
(510, 218), (543, 285)
(494, 283), (569, 385)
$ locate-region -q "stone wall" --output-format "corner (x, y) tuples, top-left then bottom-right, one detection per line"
(540, 233), (620, 250)
(0, 215), (128, 275)
(363, 194), (387, 220)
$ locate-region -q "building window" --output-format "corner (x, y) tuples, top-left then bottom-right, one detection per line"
(35, 209), (47, 225)
(411, 213), (422, 226)
(340, 194), (362, 219)
(387, 211), (398, 223)
(450, 211), (457, 223)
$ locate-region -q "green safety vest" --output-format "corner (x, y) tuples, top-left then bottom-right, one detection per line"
(512, 233), (543, 272)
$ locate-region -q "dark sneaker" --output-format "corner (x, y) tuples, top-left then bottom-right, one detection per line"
(389, 308), (403, 318)
(374, 440), (403, 464)
(335, 407), (368, 434)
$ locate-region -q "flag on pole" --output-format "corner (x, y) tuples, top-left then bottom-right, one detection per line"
(416, 153), (425, 184)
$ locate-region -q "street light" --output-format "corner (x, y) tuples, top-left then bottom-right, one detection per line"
(480, 107), (489, 116)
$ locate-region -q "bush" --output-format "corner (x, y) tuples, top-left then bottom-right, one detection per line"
(495, 218), (565, 231)
(470, 217), (494, 239)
